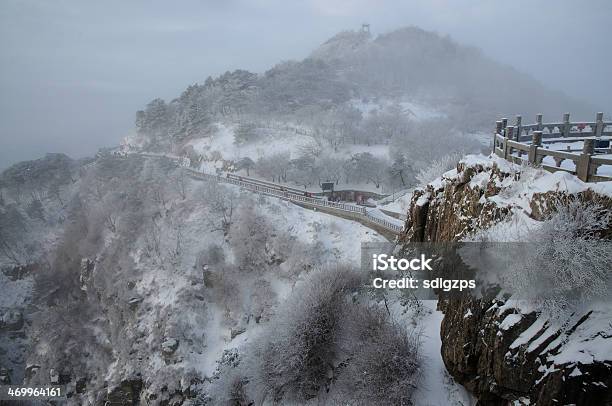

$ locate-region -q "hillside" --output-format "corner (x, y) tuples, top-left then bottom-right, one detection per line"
(125, 26), (590, 199)
(0, 153), (392, 400)
(131, 26), (591, 145)
(311, 27), (591, 127)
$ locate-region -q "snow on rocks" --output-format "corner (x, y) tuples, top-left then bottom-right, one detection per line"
(161, 338), (179, 355)
(499, 313), (522, 331)
(510, 317), (549, 350)
(402, 152), (612, 404)
(404, 152), (612, 242)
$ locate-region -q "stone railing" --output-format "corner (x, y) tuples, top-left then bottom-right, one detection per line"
(130, 152), (404, 235)
(493, 112), (612, 182)
(186, 168), (404, 235)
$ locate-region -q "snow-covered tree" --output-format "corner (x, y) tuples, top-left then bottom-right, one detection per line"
(236, 157), (255, 176)
(136, 98), (170, 136)
(415, 152), (461, 186)
(287, 155), (318, 188)
(233, 122), (259, 145)
(388, 153), (413, 187)
(200, 181), (237, 235)
(256, 152), (290, 182)
(348, 152), (387, 188)
(331, 304), (422, 405)
(506, 198), (611, 317)
(229, 203), (273, 272)
(247, 266), (360, 403)
(317, 155), (344, 185)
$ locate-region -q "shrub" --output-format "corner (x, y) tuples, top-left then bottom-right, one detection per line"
(247, 266), (361, 403)
(331, 304), (422, 405)
(506, 197), (611, 317)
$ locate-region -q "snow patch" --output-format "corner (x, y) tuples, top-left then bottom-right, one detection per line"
(499, 313), (522, 331)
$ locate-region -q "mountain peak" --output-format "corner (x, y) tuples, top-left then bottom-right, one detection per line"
(310, 29), (371, 61)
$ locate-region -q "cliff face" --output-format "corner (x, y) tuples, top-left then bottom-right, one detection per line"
(0, 154), (83, 385)
(400, 155), (612, 405)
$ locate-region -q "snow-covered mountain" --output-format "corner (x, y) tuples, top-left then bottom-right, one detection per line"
(124, 26), (592, 201)
(1, 25), (610, 406)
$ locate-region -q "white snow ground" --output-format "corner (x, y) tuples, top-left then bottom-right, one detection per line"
(193, 184), (471, 403)
(382, 294), (475, 406)
(413, 301), (475, 406)
(187, 123), (313, 162)
(350, 98), (447, 122)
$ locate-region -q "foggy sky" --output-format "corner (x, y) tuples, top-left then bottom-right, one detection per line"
(1, 0), (610, 169)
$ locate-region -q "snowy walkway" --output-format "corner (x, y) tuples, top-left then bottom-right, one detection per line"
(129, 152), (404, 238)
(189, 168), (404, 237)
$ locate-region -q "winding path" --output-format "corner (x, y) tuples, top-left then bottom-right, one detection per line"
(186, 167), (404, 240)
(133, 152), (404, 240)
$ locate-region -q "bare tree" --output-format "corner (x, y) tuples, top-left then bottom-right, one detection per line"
(0, 238), (23, 266)
(202, 181), (237, 235)
(104, 212), (118, 233)
(144, 220), (162, 259)
(348, 152), (387, 188)
(256, 152), (290, 182)
(168, 216), (185, 261)
(297, 138), (323, 159)
(174, 169), (187, 200)
(317, 155), (344, 185)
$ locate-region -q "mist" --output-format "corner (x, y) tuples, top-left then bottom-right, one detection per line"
(1, 0), (610, 169)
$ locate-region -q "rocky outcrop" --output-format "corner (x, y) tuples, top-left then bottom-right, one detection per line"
(439, 298), (612, 405)
(101, 376), (204, 406)
(400, 155), (612, 405)
(401, 160), (513, 243)
(105, 378), (143, 405)
(161, 338), (180, 356)
(0, 263), (36, 387)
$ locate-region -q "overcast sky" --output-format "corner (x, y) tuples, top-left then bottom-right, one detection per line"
(1, 0), (610, 169)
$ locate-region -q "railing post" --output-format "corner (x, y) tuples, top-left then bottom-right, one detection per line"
(494, 120), (503, 153)
(536, 114), (543, 131)
(504, 126), (514, 160)
(562, 113), (570, 137)
(501, 118), (508, 130)
(515, 115), (523, 157)
(495, 120), (503, 134)
(528, 131), (542, 165)
(583, 138), (595, 154)
(576, 139), (594, 182)
(594, 112), (604, 138)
